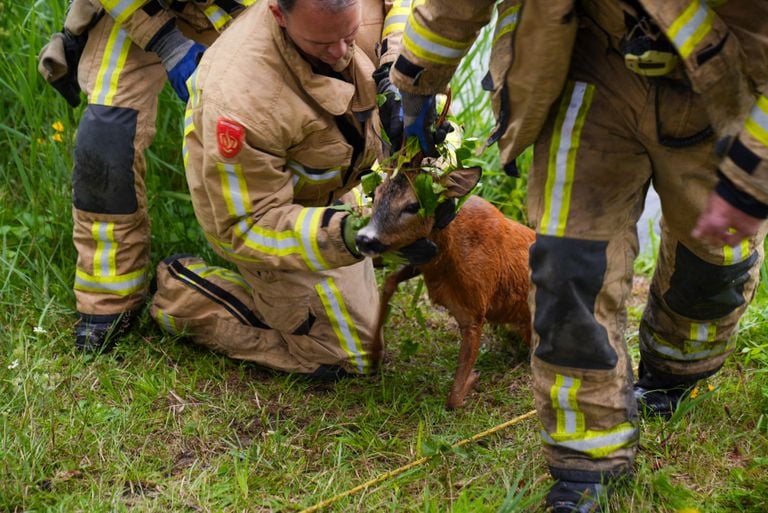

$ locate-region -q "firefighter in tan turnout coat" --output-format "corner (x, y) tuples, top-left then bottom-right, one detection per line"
(39, 0), (257, 351)
(149, 0), (414, 379)
(388, 0), (768, 510)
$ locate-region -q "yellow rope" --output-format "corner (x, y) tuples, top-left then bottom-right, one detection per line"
(298, 409), (538, 513)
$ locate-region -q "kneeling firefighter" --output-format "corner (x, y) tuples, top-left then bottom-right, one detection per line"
(388, 0), (768, 511)
(39, 0), (257, 352)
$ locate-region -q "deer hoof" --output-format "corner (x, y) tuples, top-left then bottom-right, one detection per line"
(445, 370), (480, 410)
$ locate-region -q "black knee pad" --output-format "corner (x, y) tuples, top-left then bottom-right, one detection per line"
(531, 235), (616, 370)
(664, 243), (757, 320)
(72, 104), (138, 214)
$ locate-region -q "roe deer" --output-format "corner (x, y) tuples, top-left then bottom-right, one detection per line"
(356, 167), (535, 409)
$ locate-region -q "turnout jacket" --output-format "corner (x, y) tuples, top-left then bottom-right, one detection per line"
(390, 0), (768, 215)
(184, 0), (402, 272)
(97, 0), (256, 49)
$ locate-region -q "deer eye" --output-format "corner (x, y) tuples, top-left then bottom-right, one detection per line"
(403, 202), (420, 215)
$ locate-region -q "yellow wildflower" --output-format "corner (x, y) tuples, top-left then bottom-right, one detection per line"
(690, 386), (699, 399)
(676, 508), (701, 513)
(36, 138), (46, 145)
(52, 133), (64, 143)
(52, 120), (65, 133)
(707, 383), (715, 392)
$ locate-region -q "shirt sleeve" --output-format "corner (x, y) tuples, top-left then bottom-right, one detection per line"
(98, 0), (174, 49)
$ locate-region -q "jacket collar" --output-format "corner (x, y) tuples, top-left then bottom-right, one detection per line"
(269, 12), (376, 117)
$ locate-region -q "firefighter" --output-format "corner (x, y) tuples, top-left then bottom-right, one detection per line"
(388, 0), (768, 511)
(147, 0), (429, 379)
(38, 0), (257, 352)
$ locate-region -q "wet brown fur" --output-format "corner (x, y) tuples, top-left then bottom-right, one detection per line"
(366, 168), (534, 409)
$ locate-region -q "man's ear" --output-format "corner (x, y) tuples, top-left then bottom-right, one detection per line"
(268, 2), (287, 28)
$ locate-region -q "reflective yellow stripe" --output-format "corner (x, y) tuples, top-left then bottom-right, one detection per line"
(315, 278), (368, 373)
(493, 4), (521, 45)
(722, 236), (749, 265)
(541, 422), (638, 458)
(154, 308), (179, 335)
(286, 161), (341, 184)
(91, 22), (131, 106)
(236, 0), (257, 5)
(745, 95), (768, 148)
(203, 4), (232, 31)
(647, 330), (732, 361)
(666, 0), (714, 59)
(550, 374), (584, 435)
(295, 208), (330, 271)
(690, 322), (716, 343)
(403, 13), (472, 65)
(383, 0), (412, 37)
(217, 162), (249, 218)
(75, 267), (148, 296)
(91, 222), (117, 277)
(186, 262), (251, 292)
(101, 0), (145, 24)
(540, 81), (594, 237)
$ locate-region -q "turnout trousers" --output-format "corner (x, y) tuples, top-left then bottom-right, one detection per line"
(527, 27), (767, 482)
(149, 255), (381, 376)
(73, 11), (220, 321)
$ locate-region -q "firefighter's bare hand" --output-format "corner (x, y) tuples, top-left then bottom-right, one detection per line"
(692, 192), (764, 247)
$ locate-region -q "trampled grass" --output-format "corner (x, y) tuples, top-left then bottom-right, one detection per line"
(2, 2), (768, 512)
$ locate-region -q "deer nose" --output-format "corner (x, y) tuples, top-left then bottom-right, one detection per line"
(355, 233), (389, 256)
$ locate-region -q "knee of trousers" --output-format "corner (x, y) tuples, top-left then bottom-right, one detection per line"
(662, 242), (759, 321)
(73, 104), (139, 215)
(530, 235), (617, 370)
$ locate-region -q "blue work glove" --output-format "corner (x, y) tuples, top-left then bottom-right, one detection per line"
(372, 64), (403, 152)
(402, 93), (453, 158)
(147, 25), (206, 103)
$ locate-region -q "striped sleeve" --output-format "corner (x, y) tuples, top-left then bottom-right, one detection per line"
(97, 0), (174, 49)
(719, 94), (768, 209)
(390, 0), (496, 94)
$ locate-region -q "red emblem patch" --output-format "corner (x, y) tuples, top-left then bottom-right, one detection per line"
(216, 117), (245, 158)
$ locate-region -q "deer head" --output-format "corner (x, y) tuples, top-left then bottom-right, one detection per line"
(356, 166), (482, 256)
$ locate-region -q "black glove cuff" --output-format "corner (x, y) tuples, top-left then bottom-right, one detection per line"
(715, 171), (768, 219)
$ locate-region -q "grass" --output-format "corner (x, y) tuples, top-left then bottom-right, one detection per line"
(2, 2), (768, 512)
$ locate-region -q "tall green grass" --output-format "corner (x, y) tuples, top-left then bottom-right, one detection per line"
(1, 2), (768, 512)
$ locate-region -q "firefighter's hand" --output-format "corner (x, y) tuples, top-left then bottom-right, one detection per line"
(394, 237), (438, 265)
(373, 64), (403, 152)
(148, 26), (206, 103)
(692, 191), (765, 247)
(401, 93), (453, 158)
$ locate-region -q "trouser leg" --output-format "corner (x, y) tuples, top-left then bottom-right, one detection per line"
(150, 255), (381, 375)
(640, 117), (768, 385)
(73, 15), (166, 321)
(527, 42), (653, 479)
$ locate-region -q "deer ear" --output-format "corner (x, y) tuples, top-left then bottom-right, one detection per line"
(441, 167), (482, 198)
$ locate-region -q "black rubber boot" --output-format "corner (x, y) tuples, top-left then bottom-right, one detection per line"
(633, 362), (696, 419)
(74, 310), (140, 353)
(546, 480), (606, 513)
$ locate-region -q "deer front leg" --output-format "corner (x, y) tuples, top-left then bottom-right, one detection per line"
(371, 265), (421, 371)
(446, 319), (484, 409)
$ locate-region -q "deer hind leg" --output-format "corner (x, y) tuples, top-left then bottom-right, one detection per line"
(372, 264), (421, 371)
(446, 319), (484, 409)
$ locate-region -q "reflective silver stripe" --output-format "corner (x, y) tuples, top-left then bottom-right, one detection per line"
(317, 278), (365, 372)
(105, 0), (139, 22)
(75, 270), (147, 294)
(540, 426), (639, 453)
(287, 161), (341, 183)
(235, 219), (301, 253)
(404, 21), (470, 62)
(557, 375), (579, 434)
(94, 222), (115, 276)
(95, 26), (130, 105)
(298, 208), (326, 271)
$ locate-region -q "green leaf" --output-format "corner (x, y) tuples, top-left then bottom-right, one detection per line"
(360, 172), (383, 197)
(413, 173), (438, 217)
